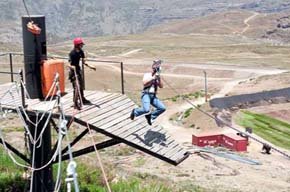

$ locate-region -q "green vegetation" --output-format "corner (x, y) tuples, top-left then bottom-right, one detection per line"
(184, 108), (193, 118)
(236, 110), (290, 149)
(59, 162), (173, 192)
(0, 146), (206, 192)
(168, 91), (205, 102)
(2, 127), (24, 133)
(0, 147), (27, 191)
(110, 179), (171, 192)
(133, 157), (146, 167)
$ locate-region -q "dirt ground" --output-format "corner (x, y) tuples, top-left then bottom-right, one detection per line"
(105, 58), (290, 192)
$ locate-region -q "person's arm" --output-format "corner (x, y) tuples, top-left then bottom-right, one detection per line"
(83, 61), (97, 71)
(143, 73), (155, 87)
(81, 52), (96, 71)
(68, 52), (75, 70)
(157, 75), (163, 88)
(66, 62), (75, 70)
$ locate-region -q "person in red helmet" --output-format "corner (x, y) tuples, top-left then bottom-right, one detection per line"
(68, 37), (95, 110)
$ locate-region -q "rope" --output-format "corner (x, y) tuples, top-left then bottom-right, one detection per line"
(56, 82), (80, 192)
(161, 77), (290, 159)
(85, 122), (112, 192)
(29, 113), (40, 190)
(0, 69), (79, 191)
(22, 0), (32, 22)
(12, 80), (58, 144)
(71, 69), (111, 192)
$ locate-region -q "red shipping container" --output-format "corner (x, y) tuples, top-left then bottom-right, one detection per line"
(221, 133), (247, 152)
(192, 132), (222, 147)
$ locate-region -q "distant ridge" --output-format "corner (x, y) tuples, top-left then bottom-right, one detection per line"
(0, 1), (289, 44)
(148, 10), (290, 43)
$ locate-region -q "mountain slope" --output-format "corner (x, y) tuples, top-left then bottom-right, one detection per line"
(0, 0), (290, 44)
(148, 10), (290, 43)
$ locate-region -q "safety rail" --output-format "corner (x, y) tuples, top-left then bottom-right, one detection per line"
(0, 52), (125, 94)
(0, 53), (17, 82)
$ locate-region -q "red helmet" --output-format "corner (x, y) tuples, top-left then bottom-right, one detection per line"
(73, 37), (84, 46)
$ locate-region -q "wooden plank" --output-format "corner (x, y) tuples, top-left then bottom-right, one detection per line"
(163, 144), (183, 158)
(83, 97), (132, 123)
(0, 83), (15, 96)
(170, 149), (188, 161)
(61, 91), (97, 110)
(105, 113), (146, 134)
(146, 128), (172, 153)
(61, 90), (98, 109)
(125, 124), (161, 144)
(154, 138), (175, 155)
(121, 124), (152, 149)
(0, 86), (22, 104)
(27, 99), (43, 109)
(112, 118), (149, 139)
(67, 92), (113, 116)
(1, 96), (17, 105)
(167, 148), (185, 161)
(84, 97), (132, 122)
(90, 102), (134, 127)
(1, 94), (22, 109)
(77, 101), (132, 123)
(63, 92), (117, 115)
(128, 126), (167, 151)
(124, 125), (177, 156)
(93, 103), (136, 130)
(30, 99), (58, 113)
(154, 134), (175, 154)
(158, 141), (179, 156)
(79, 94), (129, 121)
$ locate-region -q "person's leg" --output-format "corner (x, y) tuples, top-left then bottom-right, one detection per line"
(78, 75), (90, 104)
(150, 96), (166, 120)
(133, 93), (151, 117)
(72, 80), (81, 109)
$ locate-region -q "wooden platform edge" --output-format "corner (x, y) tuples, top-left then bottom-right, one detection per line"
(1, 104), (190, 165)
(73, 117), (190, 165)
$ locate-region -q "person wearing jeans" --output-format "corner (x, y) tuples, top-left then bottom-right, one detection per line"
(130, 60), (166, 125)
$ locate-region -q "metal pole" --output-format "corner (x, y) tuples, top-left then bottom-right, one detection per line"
(19, 69), (26, 108)
(22, 15), (53, 191)
(203, 70), (208, 102)
(120, 62), (124, 94)
(9, 53), (14, 82)
(27, 114), (53, 192)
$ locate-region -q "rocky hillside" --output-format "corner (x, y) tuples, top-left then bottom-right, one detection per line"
(0, 0), (290, 44)
(149, 10), (290, 43)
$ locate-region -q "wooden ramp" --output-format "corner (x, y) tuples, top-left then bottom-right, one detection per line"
(0, 83), (189, 165)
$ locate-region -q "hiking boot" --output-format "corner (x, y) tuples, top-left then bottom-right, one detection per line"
(145, 114), (152, 126)
(130, 109), (135, 120)
(82, 98), (91, 104)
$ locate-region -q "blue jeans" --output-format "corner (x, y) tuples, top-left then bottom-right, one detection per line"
(134, 93), (166, 120)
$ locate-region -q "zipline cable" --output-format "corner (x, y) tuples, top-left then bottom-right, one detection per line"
(161, 76), (290, 159)
(22, 0), (32, 22)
